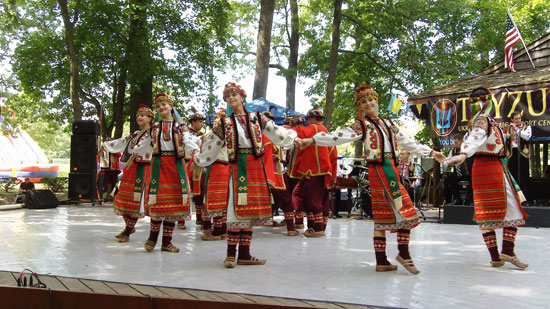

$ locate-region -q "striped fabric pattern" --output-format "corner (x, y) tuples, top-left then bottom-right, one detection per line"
(113, 162), (150, 218)
(205, 162), (230, 215)
(369, 157), (419, 231)
(231, 153), (272, 221)
(146, 155), (191, 221)
(472, 157), (527, 228)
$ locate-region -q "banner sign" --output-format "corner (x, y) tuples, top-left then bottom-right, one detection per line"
(422, 84), (550, 147)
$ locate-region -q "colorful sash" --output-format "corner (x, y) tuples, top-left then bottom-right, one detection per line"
(232, 150), (272, 220)
(378, 153), (403, 211)
(133, 163), (145, 201)
(149, 151), (189, 205)
(236, 148), (253, 205)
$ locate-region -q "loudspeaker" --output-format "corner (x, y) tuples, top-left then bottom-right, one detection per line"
(68, 173), (97, 200)
(70, 134), (98, 173)
(24, 190), (59, 209)
(72, 120), (100, 135)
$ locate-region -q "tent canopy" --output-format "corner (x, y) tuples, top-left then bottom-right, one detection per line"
(205, 97), (305, 126)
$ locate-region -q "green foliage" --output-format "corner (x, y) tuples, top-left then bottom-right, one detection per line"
(0, 177), (21, 193)
(2, 0), (232, 135)
(40, 176), (68, 192)
(298, 0), (550, 130)
(414, 121), (432, 147)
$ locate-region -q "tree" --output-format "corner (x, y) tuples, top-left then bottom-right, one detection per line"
(252, 0), (276, 99)
(57, 0), (83, 121)
(322, 0), (342, 131)
(3, 0), (231, 141)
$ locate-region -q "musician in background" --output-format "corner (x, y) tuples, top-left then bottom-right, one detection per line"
(444, 134), (473, 205)
(506, 111), (532, 206)
(398, 150), (422, 205)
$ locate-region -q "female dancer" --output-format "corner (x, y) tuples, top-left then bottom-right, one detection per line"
(104, 104), (154, 243)
(447, 86), (528, 269)
(301, 85), (445, 274)
(194, 82), (297, 268)
(135, 93), (199, 253)
(200, 109), (230, 241)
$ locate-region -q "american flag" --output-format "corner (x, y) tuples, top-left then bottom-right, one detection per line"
(504, 14), (520, 72)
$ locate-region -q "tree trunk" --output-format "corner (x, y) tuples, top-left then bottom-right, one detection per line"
(285, 0), (299, 111)
(323, 0), (342, 131)
(113, 66), (127, 138)
(57, 0), (83, 121)
(252, 0), (276, 100)
(127, 0), (153, 133)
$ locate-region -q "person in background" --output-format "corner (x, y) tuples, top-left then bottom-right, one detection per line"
(506, 111), (532, 206)
(19, 177), (35, 193)
(398, 150), (422, 205)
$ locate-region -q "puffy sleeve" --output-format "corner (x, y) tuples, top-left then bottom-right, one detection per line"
(262, 120), (297, 148)
(131, 134), (153, 156)
(194, 134), (224, 167)
(181, 130), (200, 154)
(103, 136), (131, 153)
(460, 118), (489, 158)
(520, 126), (532, 141)
(395, 130), (432, 157)
(312, 123), (362, 147)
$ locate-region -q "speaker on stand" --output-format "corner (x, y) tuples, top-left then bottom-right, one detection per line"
(68, 120), (101, 204)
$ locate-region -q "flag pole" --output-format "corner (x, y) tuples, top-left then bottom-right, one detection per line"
(507, 8), (535, 69)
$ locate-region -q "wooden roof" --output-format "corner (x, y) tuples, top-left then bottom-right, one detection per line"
(408, 32), (550, 105)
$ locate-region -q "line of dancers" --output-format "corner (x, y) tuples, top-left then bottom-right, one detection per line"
(103, 83), (529, 272)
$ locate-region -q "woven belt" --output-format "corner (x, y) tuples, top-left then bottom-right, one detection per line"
(159, 151), (176, 156)
(384, 153), (393, 158)
(238, 148), (253, 154)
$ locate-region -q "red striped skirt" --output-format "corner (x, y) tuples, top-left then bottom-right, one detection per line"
(472, 156), (527, 227)
(231, 152), (272, 221)
(369, 157), (419, 231)
(113, 162), (149, 218)
(205, 162), (230, 215)
(146, 155), (191, 221)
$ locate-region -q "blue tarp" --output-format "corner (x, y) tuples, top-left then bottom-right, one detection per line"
(205, 97), (305, 126)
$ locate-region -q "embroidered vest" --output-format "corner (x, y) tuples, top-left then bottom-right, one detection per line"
(471, 116), (505, 158)
(221, 112), (265, 163)
(150, 121), (186, 159)
(351, 118), (399, 164)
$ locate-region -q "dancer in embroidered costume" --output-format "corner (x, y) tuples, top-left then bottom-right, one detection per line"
(447, 86), (529, 269)
(300, 85), (445, 274)
(193, 82), (297, 268)
(134, 93), (199, 253)
(201, 109), (230, 241)
(179, 112), (208, 231)
(290, 108), (336, 237)
(103, 104), (154, 243)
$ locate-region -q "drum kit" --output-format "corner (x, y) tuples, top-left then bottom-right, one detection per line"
(337, 158), (372, 218)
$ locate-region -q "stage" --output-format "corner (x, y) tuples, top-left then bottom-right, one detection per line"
(0, 205), (548, 308)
